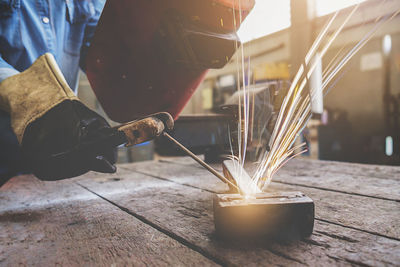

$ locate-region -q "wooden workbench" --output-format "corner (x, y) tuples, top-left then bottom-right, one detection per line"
(1, 157), (399, 266)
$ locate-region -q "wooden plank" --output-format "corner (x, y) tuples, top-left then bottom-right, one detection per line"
(0, 175), (219, 266)
(283, 158), (400, 181)
(273, 158), (400, 201)
(273, 169), (400, 201)
(77, 165), (400, 266)
(77, 172), (304, 266)
(0, 175), (98, 213)
(123, 160), (400, 240)
(158, 156), (207, 166)
(158, 158), (400, 202)
(268, 183), (400, 239)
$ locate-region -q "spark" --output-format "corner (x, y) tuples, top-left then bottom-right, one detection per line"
(229, 1), (400, 196)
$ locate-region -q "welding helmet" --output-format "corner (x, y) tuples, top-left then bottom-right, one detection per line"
(85, 0), (255, 122)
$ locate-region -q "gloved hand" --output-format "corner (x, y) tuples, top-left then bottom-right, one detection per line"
(0, 53), (117, 180)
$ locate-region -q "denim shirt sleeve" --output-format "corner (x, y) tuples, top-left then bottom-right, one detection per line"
(0, 0), (20, 82)
(79, 0), (105, 72)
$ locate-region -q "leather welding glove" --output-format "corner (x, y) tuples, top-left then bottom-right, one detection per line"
(0, 53), (117, 180)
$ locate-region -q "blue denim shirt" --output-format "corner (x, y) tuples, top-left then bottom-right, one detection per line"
(0, 0), (105, 180)
(0, 0), (105, 90)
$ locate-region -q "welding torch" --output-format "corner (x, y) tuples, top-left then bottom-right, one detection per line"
(53, 112), (239, 190)
(120, 112), (239, 191)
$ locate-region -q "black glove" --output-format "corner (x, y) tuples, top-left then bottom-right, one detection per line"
(0, 53), (117, 181)
(21, 100), (117, 180)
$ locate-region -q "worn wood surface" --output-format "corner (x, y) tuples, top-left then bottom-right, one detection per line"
(1, 158), (399, 266)
(0, 175), (218, 266)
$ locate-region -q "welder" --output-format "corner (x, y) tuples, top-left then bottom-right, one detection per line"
(0, 0), (112, 185)
(0, 0), (254, 185)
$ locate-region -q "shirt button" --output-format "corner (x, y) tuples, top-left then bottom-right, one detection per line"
(42, 17), (50, 24)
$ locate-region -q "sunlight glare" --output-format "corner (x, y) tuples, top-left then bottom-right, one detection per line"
(237, 0), (367, 43)
(316, 0), (366, 16)
(237, 0), (290, 43)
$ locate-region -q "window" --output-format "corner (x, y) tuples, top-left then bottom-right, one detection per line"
(237, 0), (291, 43)
(237, 0), (367, 42)
(316, 0), (366, 16)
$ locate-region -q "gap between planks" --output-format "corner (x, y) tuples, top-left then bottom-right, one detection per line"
(273, 180), (399, 202)
(76, 182), (306, 266)
(76, 169), (400, 266)
(123, 167), (400, 243)
(0, 176), (220, 266)
(155, 160), (400, 203)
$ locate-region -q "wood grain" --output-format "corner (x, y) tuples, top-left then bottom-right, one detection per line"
(145, 160), (400, 236)
(2, 158), (399, 266)
(159, 158), (400, 201)
(78, 160), (400, 266)
(77, 172), (301, 266)
(0, 175), (219, 266)
(282, 158), (400, 181)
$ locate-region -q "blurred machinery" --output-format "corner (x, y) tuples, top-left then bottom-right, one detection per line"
(156, 82), (289, 163)
(155, 114), (231, 162)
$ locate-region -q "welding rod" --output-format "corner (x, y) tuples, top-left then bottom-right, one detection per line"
(163, 132), (240, 191)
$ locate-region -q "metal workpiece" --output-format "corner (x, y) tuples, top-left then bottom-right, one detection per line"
(213, 192), (315, 241)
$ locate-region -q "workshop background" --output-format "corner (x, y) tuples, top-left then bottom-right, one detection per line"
(78, 0), (400, 166)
